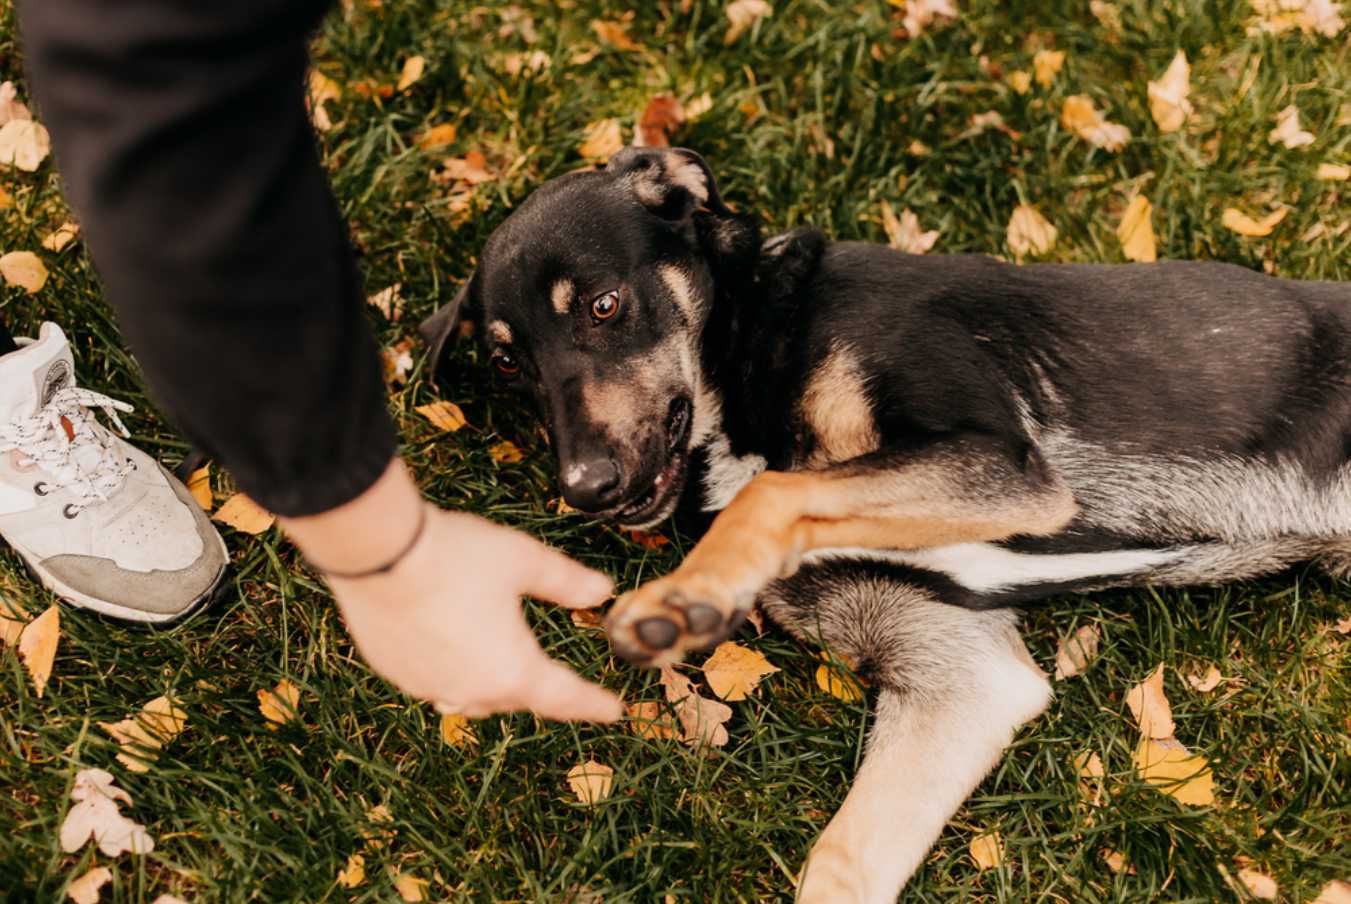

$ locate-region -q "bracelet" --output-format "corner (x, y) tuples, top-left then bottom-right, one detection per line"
(316, 504), (429, 579)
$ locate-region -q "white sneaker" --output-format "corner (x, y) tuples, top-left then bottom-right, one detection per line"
(0, 323), (227, 623)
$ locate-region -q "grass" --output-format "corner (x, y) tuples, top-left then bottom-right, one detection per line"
(2, 0), (1349, 900)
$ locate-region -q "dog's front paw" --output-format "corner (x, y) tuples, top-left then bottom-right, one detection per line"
(605, 573), (753, 665)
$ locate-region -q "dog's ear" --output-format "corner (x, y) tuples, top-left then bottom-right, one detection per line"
(418, 275), (476, 378)
(606, 147), (735, 223)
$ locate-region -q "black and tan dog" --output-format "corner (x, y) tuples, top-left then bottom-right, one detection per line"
(422, 147), (1351, 902)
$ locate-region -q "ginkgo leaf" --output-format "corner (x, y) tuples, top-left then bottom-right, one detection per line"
(18, 604), (59, 698)
(725, 0), (773, 44)
(1006, 204), (1058, 260)
(1147, 51), (1192, 133)
(42, 222), (80, 253)
(212, 493), (275, 535)
(1033, 49), (1065, 87)
(1061, 95), (1131, 151)
(1126, 663), (1175, 739)
(66, 866), (113, 904)
(1116, 195), (1157, 263)
(392, 873), (427, 902)
(1238, 868), (1278, 900)
(337, 853), (366, 888)
(186, 465), (213, 510)
(660, 665), (732, 747)
(1222, 207), (1288, 237)
(1132, 736), (1214, 805)
(579, 118), (624, 162)
(439, 713), (478, 748)
(99, 695), (188, 773)
(0, 250), (50, 294)
(1006, 70), (1032, 95)
(701, 641), (780, 701)
(1, 596), (27, 646)
(899, 0), (959, 38)
(592, 19), (642, 51)
(1054, 623), (1102, 679)
(626, 701), (679, 740)
(969, 831), (1003, 869)
(1315, 880), (1351, 904)
(814, 650), (865, 703)
(257, 678), (301, 728)
(1269, 104), (1315, 149)
(488, 440), (524, 463)
(566, 759), (615, 804)
(1317, 163), (1350, 181)
(396, 56), (426, 92)
(60, 769), (156, 857)
(367, 284), (404, 321)
(416, 401), (468, 432)
(1186, 664), (1223, 693)
(880, 202), (940, 254)
(0, 118), (51, 171)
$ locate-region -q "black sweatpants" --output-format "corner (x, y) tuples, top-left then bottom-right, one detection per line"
(16, 0), (397, 516)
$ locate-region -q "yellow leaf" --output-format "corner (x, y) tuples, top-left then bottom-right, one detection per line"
(1268, 104), (1314, 150)
(1060, 95), (1131, 151)
(879, 201), (940, 254)
(337, 853), (366, 888)
(1075, 749), (1105, 780)
(1, 596), (27, 646)
(99, 695), (188, 773)
(578, 118), (624, 162)
(1147, 51), (1192, 133)
(969, 830), (1003, 869)
(626, 701), (679, 740)
(439, 713), (478, 748)
(1006, 204), (1058, 260)
(187, 465), (213, 510)
(660, 665), (732, 747)
(814, 651), (865, 703)
(1116, 195), (1157, 263)
(1006, 70), (1032, 95)
(1317, 162), (1350, 181)
(1033, 49), (1065, 87)
(0, 250), (49, 293)
(489, 440), (524, 464)
(1238, 868), (1278, 900)
(1090, 1), (1123, 31)
(257, 678), (301, 728)
(701, 641), (780, 701)
(1101, 848), (1130, 874)
(66, 866), (113, 904)
(416, 123), (458, 150)
(42, 221), (80, 253)
(1314, 880), (1351, 904)
(392, 872), (427, 902)
(396, 55), (426, 92)
(367, 284), (403, 321)
(416, 400), (468, 432)
(0, 118), (51, 171)
(212, 493), (275, 535)
(566, 759), (615, 804)
(1054, 623), (1102, 679)
(725, 0), (773, 44)
(591, 19), (643, 51)
(18, 605), (59, 698)
(360, 803), (395, 850)
(1222, 206), (1288, 237)
(1132, 737), (1214, 805)
(1186, 664), (1223, 693)
(1126, 663), (1175, 739)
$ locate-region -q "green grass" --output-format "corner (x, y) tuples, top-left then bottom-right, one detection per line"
(2, 0), (1349, 900)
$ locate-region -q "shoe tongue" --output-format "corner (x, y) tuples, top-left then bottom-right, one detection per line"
(0, 323), (75, 424)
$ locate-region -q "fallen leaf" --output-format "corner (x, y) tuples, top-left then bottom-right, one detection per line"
(212, 493), (275, 535)
(1335, 616), (1351, 635)
(968, 110), (1021, 139)
(579, 118), (624, 162)
(636, 94), (686, 148)
(368, 283), (404, 321)
(186, 465), (213, 510)
(1033, 49), (1065, 87)
(1101, 848), (1131, 874)
(899, 0), (959, 38)
(592, 19), (642, 51)
(60, 768), (155, 856)
(553, 497), (580, 515)
(257, 678), (301, 728)
(626, 701), (679, 740)
(814, 650), (865, 703)
(439, 713), (478, 748)
(99, 695), (188, 772)
(416, 123), (458, 150)
(660, 665), (732, 746)
(1222, 206), (1288, 237)
(436, 151), (495, 185)
(1116, 196), (1157, 263)
(1315, 880), (1351, 904)
(1, 596), (27, 646)
(1006, 70), (1032, 95)
(0, 81), (32, 125)
(1133, 736), (1214, 805)
(1126, 663), (1175, 739)
(702, 641), (780, 701)
(337, 853), (366, 888)
(501, 50), (551, 78)
(1269, 104), (1315, 149)
(1090, 0), (1123, 31)
(1238, 868), (1279, 900)
(396, 55), (426, 92)
(392, 873), (427, 902)
(416, 401), (468, 432)
(1075, 748), (1106, 806)
(66, 866), (113, 904)
(488, 440), (524, 464)
(879, 202), (940, 254)
(725, 0), (773, 44)
(360, 803), (396, 850)
(571, 607), (605, 629)
(0, 250), (50, 293)
(382, 338), (416, 386)
(18, 605), (59, 697)
(624, 529), (670, 549)
(1248, 0), (1346, 37)
(1317, 163), (1350, 181)
(1186, 664), (1223, 693)
(0, 118), (51, 171)
(1054, 623), (1102, 679)
(685, 93), (714, 120)
(969, 830), (1003, 869)
(1006, 204), (1058, 260)
(307, 70), (341, 132)
(566, 760), (615, 804)
(1061, 95), (1131, 151)
(42, 222), (80, 253)
(1147, 51), (1192, 133)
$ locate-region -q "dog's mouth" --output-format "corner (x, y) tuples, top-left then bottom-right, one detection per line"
(611, 396), (693, 526)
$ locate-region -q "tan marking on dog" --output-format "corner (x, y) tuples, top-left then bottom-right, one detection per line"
(487, 320), (513, 345)
(800, 343), (881, 466)
(658, 264), (697, 323)
(550, 279), (574, 315)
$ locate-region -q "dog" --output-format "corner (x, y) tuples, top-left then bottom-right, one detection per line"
(421, 147), (1351, 903)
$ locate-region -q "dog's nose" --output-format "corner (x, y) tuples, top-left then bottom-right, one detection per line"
(561, 457), (623, 512)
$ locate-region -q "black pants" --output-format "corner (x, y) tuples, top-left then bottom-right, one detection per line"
(0, 319), (16, 356)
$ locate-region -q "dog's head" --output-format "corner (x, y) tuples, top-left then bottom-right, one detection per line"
(421, 148), (758, 527)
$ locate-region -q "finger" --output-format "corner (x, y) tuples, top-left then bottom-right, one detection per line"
(517, 539), (614, 609)
(519, 659), (625, 722)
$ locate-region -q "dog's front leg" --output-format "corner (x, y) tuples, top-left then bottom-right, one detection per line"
(607, 435), (1075, 663)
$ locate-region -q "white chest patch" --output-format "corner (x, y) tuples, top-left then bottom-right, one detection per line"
(700, 433), (767, 511)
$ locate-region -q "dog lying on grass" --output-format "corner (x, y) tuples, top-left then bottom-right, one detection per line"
(422, 147), (1351, 903)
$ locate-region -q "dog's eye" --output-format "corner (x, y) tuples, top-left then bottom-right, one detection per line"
(491, 350), (520, 378)
(590, 290), (621, 323)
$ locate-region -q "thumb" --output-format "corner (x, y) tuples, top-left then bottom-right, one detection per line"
(520, 659), (625, 722)
(518, 538), (614, 609)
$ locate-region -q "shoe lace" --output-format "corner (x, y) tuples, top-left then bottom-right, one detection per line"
(0, 387), (136, 514)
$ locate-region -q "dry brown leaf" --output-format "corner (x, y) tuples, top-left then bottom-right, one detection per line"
(1, 596), (27, 646)
(968, 110), (1021, 139)
(186, 465), (213, 510)
(396, 56), (426, 92)
(0, 250), (50, 294)
(212, 493), (275, 535)
(1186, 664), (1223, 693)
(60, 769), (155, 856)
(1090, 0), (1123, 31)
(899, 0), (959, 38)
(360, 803), (395, 850)
(1006, 70), (1032, 95)
(416, 123), (458, 151)
(0, 81), (32, 125)
(815, 650), (865, 703)
(99, 695), (188, 773)
(257, 678), (301, 728)
(553, 497), (580, 515)
(439, 713), (478, 748)
(416, 401), (468, 432)
(725, 0), (773, 44)
(1006, 204), (1058, 260)
(626, 701), (679, 740)
(1054, 623), (1102, 679)
(579, 118), (624, 162)
(43, 222), (80, 253)
(392, 873), (427, 902)
(1335, 616), (1351, 635)
(501, 50), (551, 78)
(969, 830), (1003, 869)
(571, 607), (605, 629)
(1061, 95), (1131, 151)
(1222, 206), (1288, 237)
(879, 202), (940, 254)
(337, 853), (366, 888)
(636, 94), (686, 148)
(660, 665), (732, 746)
(307, 70), (341, 132)
(1269, 104), (1315, 149)
(1237, 868), (1278, 899)
(1126, 663), (1175, 739)
(1317, 163), (1350, 181)
(566, 759), (615, 804)
(1147, 51), (1192, 133)
(1133, 737), (1214, 805)
(685, 93), (714, 120)
(382, 338), (416, 386)
(367, 284), (403, 321)
(702, 641), (780, 701)
(1075, 749), (1106, 806)
(489, 440), (524, 464)
(624, 529), (670, 549)
(1101, 848), (1132, 874)
(592, 19), (642, 51)
(1248, 0), (1345, 37)
(1033, 49), (1065, 87)
(66, 866), (113, 904)
(437, 151), (495, 185)
(1314, 880), (1351, 904)
(0, 118), (51, 171)
(1117, 195), (1157, 263)
(18, 604), (59, 698)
